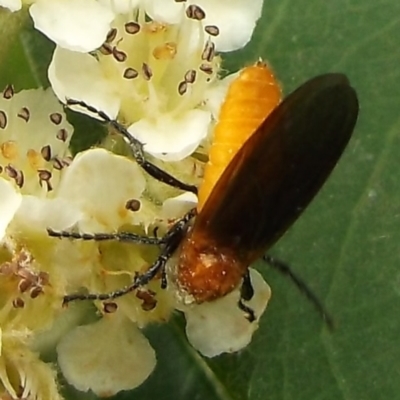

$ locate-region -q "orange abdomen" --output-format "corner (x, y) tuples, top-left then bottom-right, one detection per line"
(197, 61), (282, 210)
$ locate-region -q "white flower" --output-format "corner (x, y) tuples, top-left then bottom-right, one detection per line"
(0, 86), (73, 195)
(48, 7), (227, 161)
(45, 1), (264, 161)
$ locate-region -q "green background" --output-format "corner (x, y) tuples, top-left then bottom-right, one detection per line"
(1, 0), (399, 399)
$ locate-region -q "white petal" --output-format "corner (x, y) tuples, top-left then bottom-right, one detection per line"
(48, 46), (120, 119)
(197, 0), (264, 51)
(162, 192), (198, 219)
(0, 0), (21, 12)
(144, 0), (184, 24)
(128, 109), (211, 161)
(184, 269), (271, 357)
(29, 0), (114, 52)
(57, 315), (156, 396)
(0, 179), (22, 240)
(12, 196), (82, 233)
(55, 148), (146, 230)
(98, 0), (141, 14)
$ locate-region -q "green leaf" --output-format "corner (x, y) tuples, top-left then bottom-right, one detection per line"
(0, 9), (36, 89)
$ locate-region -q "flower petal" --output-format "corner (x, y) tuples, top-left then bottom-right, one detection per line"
(48, 46), (120, 119)
(0, 178), (22, 241)
(29, 0), (114, 52)
(144, 0), (184, 24)
(197, 0), (264, 51)
(12, 196), (82, 233)
(162, 192), (198, 219)
(55, 148), (146, 230)
(57, 315), (156, 396)
(0, 0), (21, 12)
(184, 269), (271, 357)
(98, 0), (141, 14)
(128, 109), (211, 161)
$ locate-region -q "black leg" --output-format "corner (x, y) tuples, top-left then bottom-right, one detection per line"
(47, 228), (164, 245)
(240, 270), (255, 301)
(66, 99), (198, 194)
(263, 254), (335, 331)
(238, 271), (256, 322)
(62, 208), (196, 304)
(238, 299), (256, 323)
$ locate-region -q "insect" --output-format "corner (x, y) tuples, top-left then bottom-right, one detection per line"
(175, 69), (358, 325)
(51, 65), (359, 329)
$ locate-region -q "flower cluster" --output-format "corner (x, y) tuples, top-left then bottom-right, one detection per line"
(0, 1), (270, 399)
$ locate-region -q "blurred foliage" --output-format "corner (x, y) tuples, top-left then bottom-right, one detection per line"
(0, 1), (399, 399)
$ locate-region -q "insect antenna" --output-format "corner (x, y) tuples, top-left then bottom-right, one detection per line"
(66, 99), (197, 194)
(263, 254), (335, 331)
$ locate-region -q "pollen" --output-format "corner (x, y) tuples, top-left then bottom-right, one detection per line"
(1, 140), (19, 160)
(117, 204), (129, 219)
(152, 42), (177, 60)
(27, 148), (44, 170)
(144, 21), (167, 34)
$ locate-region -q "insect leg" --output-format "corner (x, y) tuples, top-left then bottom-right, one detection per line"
(66, 99), (197, 194)
(238, 300), (256, 323)
(47, 228), (164, 245)
(263, 254), (335, 330)
(238, 271), (256, 322)
(240, 270), (255, 301)
(62, 208), (196, 305)
(159, 208), (197, 289)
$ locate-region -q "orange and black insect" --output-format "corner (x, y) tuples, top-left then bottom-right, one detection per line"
(176, 68), (358, 322)
(55, 64), (358, 328)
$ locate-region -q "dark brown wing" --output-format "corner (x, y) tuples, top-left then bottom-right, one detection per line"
(193, 73), (359, 264)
